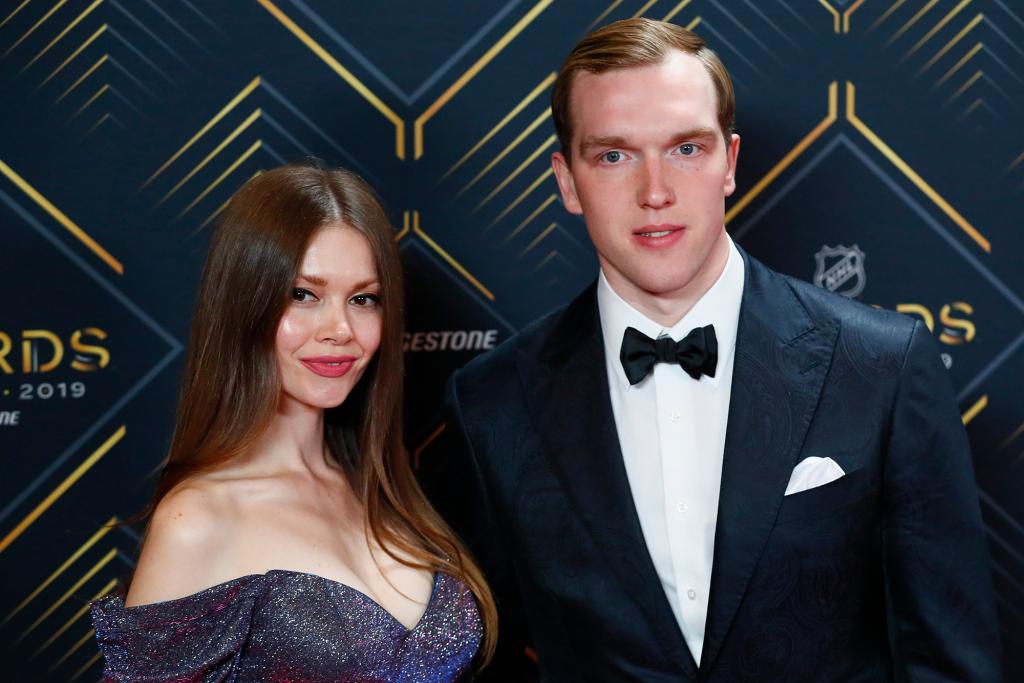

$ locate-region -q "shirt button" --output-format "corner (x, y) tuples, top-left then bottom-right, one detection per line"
(668, 410), (681, 422)
(687, 588), (697, 600)
(675, 502), (688, 513)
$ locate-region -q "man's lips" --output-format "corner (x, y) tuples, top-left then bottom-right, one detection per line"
(633, 224), (683, 237)
(633, 224), (684, 248)
(301, 356), (357, 378)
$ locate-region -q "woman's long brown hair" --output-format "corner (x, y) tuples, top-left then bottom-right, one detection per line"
(146, 161), (496, 663)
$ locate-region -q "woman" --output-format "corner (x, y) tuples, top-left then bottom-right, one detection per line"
(91, 162), (496, 681)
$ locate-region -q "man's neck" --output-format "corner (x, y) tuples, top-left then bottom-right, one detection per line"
(602, 233), (731, 329)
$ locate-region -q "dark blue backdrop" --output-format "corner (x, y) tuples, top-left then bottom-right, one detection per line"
(1, 1), (1022, 679)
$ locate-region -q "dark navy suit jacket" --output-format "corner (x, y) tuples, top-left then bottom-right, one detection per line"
(425, 249), (1000, 682)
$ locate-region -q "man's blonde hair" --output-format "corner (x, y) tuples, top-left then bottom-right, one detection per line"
(552, 18), (735, 160)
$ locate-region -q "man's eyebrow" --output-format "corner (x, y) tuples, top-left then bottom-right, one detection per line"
(670, 127), (720, 141)
(578, 135), (628, 154)
(578, 128), (720, 155)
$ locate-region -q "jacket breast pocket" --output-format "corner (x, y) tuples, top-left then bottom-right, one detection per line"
(775, 467), (872, 525)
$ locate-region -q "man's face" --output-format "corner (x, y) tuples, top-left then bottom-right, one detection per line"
(552, 50), (740, 308)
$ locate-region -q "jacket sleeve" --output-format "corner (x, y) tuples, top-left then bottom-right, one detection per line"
(882, 320), (1001, 682)
(419, 372), (538, 682)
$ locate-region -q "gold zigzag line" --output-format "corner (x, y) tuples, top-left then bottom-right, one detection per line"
(904, 0), (973, 60)
(4, 0), (68, 56)
(196, 169), (261, 233)
(55, 53), (105, 104)
(1, 0), (33, 29)
(143, 77), (260, 188)
(1006, 150), (1024, 173)
(256, 0), (404, 159)
(997, 421), (1024, 450)
(959, 97), (984, 120)
(687, 16), (701, 30)
(179, 140), (261, 218)
(488, 166), (553, 229)
(40, 23), (105, 88)
(475, 133), (556, 211)
(68, 648), (102, 681)
(843, 0), (867, 33)
(663, 0), (693, 23)
(33, 577), (117, 658)
(0, 158), (123, 273)
(632, 0), (659, 19)
(68, 83), (107, 122)
(532, 249), (559, 272)
(49, 626), (96, 674)
(395, 209), (410, 241)
(458, 108), (551, 198)
(440, 72), (555, 183)
(413, 211), (495, 300)
(921, 14), (983, 76)
(0, 426), (125, 554)
(946, 69), (982, 105)
(818, 0), (840, 33)
(519, 220), (558, 257)
(83, 111), (111, 138)
(725, 82), (838, 224)
(23, 0), (102, 71)
(589, 0), (625, 30)
(962, 395), (987, 424)
(887, 0), (941, 46)
(845, 81), (990, 252)
(870, 0), (908, 33)
(413, 423), (446, 469)
(161, 108), (261, 204)
(505, 193), (557, 243)
(415, 0), (554, 159)
(19, 546), (117, 641)
(2, 516), (117, 625)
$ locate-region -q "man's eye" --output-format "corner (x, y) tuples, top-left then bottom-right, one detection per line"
(678, 143), (697, 155)
(292, 288), (316, 302)
(350, 293), (380, 307)
(601, 150), (624, 164)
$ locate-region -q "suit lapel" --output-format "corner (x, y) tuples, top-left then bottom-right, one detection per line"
(518, 283), (698, 679)
(698, 252), (839, 677)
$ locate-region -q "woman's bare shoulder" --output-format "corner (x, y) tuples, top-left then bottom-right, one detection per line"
(124, 477), (240, 606)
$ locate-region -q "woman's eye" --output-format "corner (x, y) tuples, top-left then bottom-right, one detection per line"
(601, 150), (624, 164)
(678, 143), (697, 156)
(350, 293), (380, 307)
(291, 288), (317, 303)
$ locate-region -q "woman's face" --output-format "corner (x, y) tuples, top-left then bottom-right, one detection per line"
(275, 226), (383, 412)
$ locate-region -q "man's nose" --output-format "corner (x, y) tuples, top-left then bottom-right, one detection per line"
(638, 159), (675, 209)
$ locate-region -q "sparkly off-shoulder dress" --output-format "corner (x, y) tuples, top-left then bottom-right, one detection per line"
(90, 569), (481, 682)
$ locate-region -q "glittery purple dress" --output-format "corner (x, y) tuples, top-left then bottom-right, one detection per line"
(90, 569), (481, 682)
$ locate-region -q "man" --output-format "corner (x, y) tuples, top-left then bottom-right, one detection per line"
(426, 18), (1000, 682)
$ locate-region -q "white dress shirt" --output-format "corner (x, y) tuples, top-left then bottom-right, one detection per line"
(597, 236), (744, 665)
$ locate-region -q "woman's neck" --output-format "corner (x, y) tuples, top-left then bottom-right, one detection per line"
(238, 398), (334, 477)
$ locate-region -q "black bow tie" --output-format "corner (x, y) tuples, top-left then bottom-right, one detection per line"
(619, 325), (718, 386)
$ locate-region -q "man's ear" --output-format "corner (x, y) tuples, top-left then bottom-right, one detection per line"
(723, 133), (740, 197)
(551, 151), (583, 215)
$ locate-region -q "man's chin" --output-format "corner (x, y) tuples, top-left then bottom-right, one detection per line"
(632, 272), (701, 298)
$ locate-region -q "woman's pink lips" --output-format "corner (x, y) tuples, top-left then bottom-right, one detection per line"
(301, 357), (356, 378)
(633, 225), (684, 249)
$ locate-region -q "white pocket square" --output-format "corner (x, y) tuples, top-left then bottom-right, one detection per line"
(784, 456), (845, 496)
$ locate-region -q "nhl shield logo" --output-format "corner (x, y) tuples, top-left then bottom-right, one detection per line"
(814, 244), (866, 298)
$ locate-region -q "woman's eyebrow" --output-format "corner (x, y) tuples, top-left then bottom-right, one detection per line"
(296, 274), (328, 286)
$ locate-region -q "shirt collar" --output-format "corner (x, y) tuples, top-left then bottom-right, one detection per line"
(597, 235), (745, 391)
